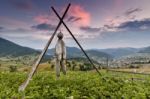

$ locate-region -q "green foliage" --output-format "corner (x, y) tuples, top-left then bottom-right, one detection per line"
(51, 64), (55, 69)
(79, 64), (84, 71)
(9, 65), (17, 72)
(83, 63), (93, 71)
(72, 61), (76, 70)
(0, 71), (150, 98)
(66, 61), (71, 68)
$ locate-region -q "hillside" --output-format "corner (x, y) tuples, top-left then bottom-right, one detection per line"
(117, 47), (150, 62)
(0, 37), (39, 57)
(139, 46), (150, 53)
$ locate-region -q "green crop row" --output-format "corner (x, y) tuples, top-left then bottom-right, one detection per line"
(0, 71), (150, 99)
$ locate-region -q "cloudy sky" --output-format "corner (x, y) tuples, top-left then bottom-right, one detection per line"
(0, 0), (150, 49)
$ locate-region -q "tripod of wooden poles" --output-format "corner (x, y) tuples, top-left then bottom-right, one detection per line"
(19, 3), (101, 92)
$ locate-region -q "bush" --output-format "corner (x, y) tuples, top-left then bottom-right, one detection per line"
(72, 61), (76, 70)
(79, 64), (85, 71)
(9, 65), (17, 72)
(51, 64), (55, 69)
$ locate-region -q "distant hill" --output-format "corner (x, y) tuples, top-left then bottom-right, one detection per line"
(0, 37), (40, 57)
(0, 37), (112, 63)
(138, 46), (150, 53)
(2, 37), (150, 63)
(47, 47), (113, 60)
(120, 46), (150, 59)
(98, 48), (139, 58)
(47, 47), (81, 58)
(110, 47), (150, 63)
(86, 50), (113, 59)
(121, 53), (150, 59)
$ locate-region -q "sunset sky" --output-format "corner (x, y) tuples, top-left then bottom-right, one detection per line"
(0, 0), (150, 49)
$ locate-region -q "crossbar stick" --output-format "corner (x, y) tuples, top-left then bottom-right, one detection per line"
(18, 4), (71, 92)
(51, 7), (102, 76)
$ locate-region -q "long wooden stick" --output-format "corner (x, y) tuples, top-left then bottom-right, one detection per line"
(51, 7), (102, 76)
(18, 4), (71, 92)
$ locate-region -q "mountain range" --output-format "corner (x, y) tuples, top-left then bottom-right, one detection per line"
(99, 48), (140, 58)
(0, 37), (39, 57)
(0, 37), (150, 60)
(46, 47), (112, 59)
(0, 38), (112, 62)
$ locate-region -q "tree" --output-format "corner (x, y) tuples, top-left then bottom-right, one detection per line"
(48, 60), (51, 64)
(51, 64), (55, 69)
(84, 63), (92, 71)
(79, 64), (84, 71)
(66, 61), (71, 70)
(72, 61), (76, 70)
(9, 65), (17, 72)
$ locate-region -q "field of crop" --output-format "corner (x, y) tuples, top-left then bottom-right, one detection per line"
(0, 70), (150, 99)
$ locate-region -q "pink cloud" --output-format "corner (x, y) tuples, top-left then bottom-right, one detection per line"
(33, 13), (58, 24)
(34, 15), (50, 23)
(68, 5), (91, 26)
(33, 5), (91, 28)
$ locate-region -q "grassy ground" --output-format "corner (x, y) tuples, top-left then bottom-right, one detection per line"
(0, 70), (150, 99)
